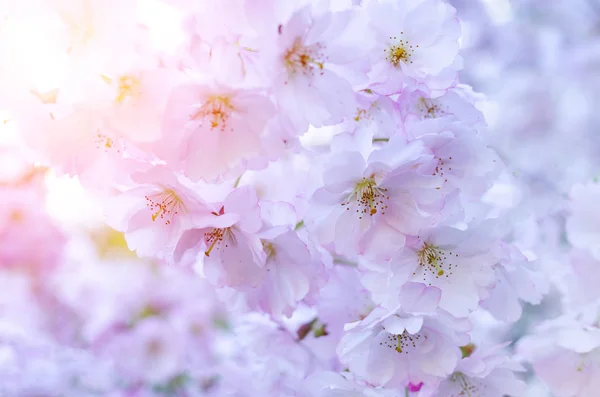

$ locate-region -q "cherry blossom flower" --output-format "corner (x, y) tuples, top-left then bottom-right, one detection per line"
(174, 186), (266, 287)
(243, 203), (321, 318)
(268, 4), (369, 131)
(93, 66), (182, 144)
(396, 85), (485, 130)
(481, 243), (548, 322)
(427, 345), (526, 397)
(345, 90), (403, 140)
(17, 105), (144, 190)
(310, 135), (443, 260)
(518, 311), (600, 397)
(338, 284), (469, 388)
(405, 117), (501, 203)
(178, 0), (266, 85)
(105, 166), (214, 259)
(158, 82), (275, 181)
(366, 0), (461, 94)
(365, 224), (499, 318)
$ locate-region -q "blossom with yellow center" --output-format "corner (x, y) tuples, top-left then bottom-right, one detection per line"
(341, 176), (389, 219)
(144, 189), (185, 225)
(193, 96), (235, 130)
(283, 37), (326, 77)
(385, 33), (416, 67)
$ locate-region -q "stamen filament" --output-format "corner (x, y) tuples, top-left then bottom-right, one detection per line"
(145, 189), (184, 225)
(341, 176), (389, 219)
(205, 237), (219, 257)
(432, 259), (444, 276)
(204, 228), (228, 257)
(417, 243), (451, 277)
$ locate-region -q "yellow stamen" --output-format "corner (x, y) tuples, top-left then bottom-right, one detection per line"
(263, 241), (276, 260)
(205, 236), (220, 256)
(396, 336), (403, 353)
(145, 189), (184, 225)
(341, 176), (389, 220)
(385, 33), (417, 67)
(115, 75), (140, 104)
(283, 37), (326, 77)
(193, 96), (234, 130)
(204, 228), (227, 257)
(417, 243), (447, 276)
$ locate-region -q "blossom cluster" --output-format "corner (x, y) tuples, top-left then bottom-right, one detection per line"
(0, 0), (594, 396)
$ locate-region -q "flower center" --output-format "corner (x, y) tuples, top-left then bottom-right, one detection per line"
(354, 108), (372, 122)
(381, 330), (424, 354)
(94, 133), (119, 153)
(144, 189), (185, 225)
(431, 157), (452, 183)
(193, 96), (234, 130)
(385, 34), (416, 67)
(204, 227), (231, 257)
(342, 176), (389, 219)
(283, 38), (325, 77)
(416, 242), (458, 280)
(262, 241), (276, 261)
(450, 372), (482, 397)
(115, 75), (141, 104)
(418, 97), (445, 119)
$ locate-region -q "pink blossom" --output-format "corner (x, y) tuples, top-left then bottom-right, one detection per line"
(481, 243), (548, 322)
(366, 0), (461, 94)
(94, 67), (182, 144)
(379, 225), (499, 318)
(245, 214), (319, 318)
(428, 345), (526, 397)
(105, 166), (214, 259)
(396, 85), (485, 129)
(174, 186), (266, 287)
(179, 1), (266, 85)
(157, 83), (275, 181)
(311, 136), (443, 260)
(338, 284), (469, 388)
(518, 313), (600, 397)
(18, 105), (146, 190)
(268, 4), (368, 131)
(345, 90), (403, 140)
(405, 118), (501, 203)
